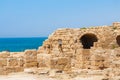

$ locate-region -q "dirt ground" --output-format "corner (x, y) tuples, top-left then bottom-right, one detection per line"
(0, 72), (106, 80)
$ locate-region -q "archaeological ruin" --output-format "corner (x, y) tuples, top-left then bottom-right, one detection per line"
(0, 22), (120, 79)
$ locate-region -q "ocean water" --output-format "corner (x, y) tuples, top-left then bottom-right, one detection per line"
(0, 37), (47, 52)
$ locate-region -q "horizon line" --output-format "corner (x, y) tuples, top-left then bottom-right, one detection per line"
(0, 36), (48, 38)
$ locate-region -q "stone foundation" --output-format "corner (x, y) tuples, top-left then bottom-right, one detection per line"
(0, 22), (120, 77)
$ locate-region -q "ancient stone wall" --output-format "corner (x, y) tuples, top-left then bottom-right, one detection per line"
(37, 22), (120, 71)
(0, 51), (24, 75)
(1, 22), (120, 75)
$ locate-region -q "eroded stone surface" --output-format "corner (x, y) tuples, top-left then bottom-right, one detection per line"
(0, 22), (120, 80)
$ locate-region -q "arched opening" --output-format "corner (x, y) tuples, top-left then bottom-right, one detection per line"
(80, 33), (98, 49)
(116, 35), (120, 46)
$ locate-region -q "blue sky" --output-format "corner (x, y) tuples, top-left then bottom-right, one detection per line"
(0, 0), (120, 37)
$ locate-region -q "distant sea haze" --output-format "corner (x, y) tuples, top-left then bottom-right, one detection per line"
(0, 37), (47, 52)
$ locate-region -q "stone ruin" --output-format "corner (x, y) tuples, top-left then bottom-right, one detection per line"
(1, 22), (120, 79)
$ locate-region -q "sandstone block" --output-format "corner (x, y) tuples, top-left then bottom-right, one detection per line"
(37, 54), (51, 68)
(18, 58), (24, 67)
(24, 50), (37, 57)
(24, 62), (37, 68)
(24, 68), (38, 74)
(25, 56), (37, 63)
(50, 57), (71, 71)
(90, 55), (104, 61)
(0, 51), (10, 58)
(49, 69), (56, 77)
(5, 66), (24, 73)
(0, 58), (7, 67)
(7, 58), (19, 66)
(37, 68), (49, 74)
(57, 57), (68, 65)
(0, 67), (8, 75)
(24, 50), (37, 68)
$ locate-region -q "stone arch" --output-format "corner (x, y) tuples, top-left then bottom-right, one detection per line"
(80, 33), (98, 49)
(116, 35), (120, 46)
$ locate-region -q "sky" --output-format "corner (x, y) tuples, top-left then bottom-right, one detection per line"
(0, 0), (120, 37)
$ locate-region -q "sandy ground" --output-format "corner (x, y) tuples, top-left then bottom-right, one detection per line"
(0, 72), (106, 80)
(0, 72), (38, 80)
(0, 72), (59, 80)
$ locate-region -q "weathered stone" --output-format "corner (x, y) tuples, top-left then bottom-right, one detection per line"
(7, 58), (19, 66)
(37, 68), (49, 74)
(24, 50), (37, 61)
(5, 66), (24, 73)
(0, 51), (10, 58)
(1, 22), (120, 76)
(0, 67), (8, 75)
(24, 68), (38, 74)
(24, 62), (37, 68)
(49, 69), (56, 77)
(50, 57), (71, 71)
(24, 50), (37, 68)
(0, 58), (7, 67)
(37, 54), (51, 68)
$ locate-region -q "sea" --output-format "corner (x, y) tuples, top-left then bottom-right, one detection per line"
(0, 37), (47, 52)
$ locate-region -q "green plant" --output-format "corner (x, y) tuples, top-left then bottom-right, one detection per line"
(81, 27), (86, 29)
(111, 44), (119, 49)
(90, 26), (95, 29)
(112, 27), (117, 30)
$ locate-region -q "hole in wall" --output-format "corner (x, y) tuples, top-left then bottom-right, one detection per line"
(116, 35), (120, 46)
(80, 33), (98, 49)
(58, 39), (62, 46)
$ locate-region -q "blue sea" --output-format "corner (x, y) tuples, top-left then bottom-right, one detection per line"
(0, 37), (47, 52)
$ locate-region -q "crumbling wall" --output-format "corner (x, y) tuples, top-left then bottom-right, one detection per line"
(37, 53), (51, 68)
(50, 57), (71, 71)
(1, 22), (120, 75)
(24, 50), (37, 68)
(37, 22), (120, 71)
(0, 51), (24, 75)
